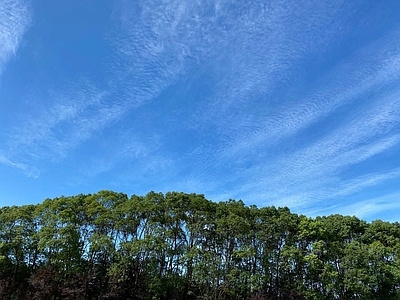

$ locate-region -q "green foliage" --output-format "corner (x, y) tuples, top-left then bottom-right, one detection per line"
(0, 191), (399, 299)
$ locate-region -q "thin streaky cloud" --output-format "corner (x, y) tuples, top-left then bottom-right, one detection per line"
(0, 152), (39, 178)
(4, 82), (109, 165)
(311, 192), (400, 222)
(201, 85), (400, 210)
(0, 0), (363, 175)
(181, 24), (400, 210)
(188, 0), (357, 126)
(0, 0), (400, 222)
(2, 0), (217, 172)
(273, 89), (400, 181)
(0, 0), (31, 75)
(81, 131), (163, 178)
(217, 28), (400, 160)
(330, 169), (400, 200)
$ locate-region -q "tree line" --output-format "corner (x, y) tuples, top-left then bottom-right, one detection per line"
(0, 190), (400, 299)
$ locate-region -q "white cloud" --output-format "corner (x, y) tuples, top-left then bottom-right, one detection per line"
(2, 0), (223, 173)
(0, 152), (39, 178)
(313, 192), (400, 222)
(187, 27), (400, 210)
(0, 0), (31, 74)
(98, 1), (400, 211)
(219, 89), (400, 210)
(216, 28), (400, 160)
(1, 0), (399, 220)
(5, 83), (109, 162)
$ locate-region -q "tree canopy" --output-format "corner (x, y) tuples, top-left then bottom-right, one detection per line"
(1, 190), (400, 299)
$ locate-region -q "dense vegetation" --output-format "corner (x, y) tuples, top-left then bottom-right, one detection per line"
(1, 191), (400, 299)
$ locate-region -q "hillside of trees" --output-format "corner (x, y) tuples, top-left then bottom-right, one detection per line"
(1, 190), (400, 299)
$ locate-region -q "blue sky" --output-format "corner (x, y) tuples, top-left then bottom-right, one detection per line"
(1, 0), (400, 222)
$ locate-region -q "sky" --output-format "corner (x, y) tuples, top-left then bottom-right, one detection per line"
(1, 0), (400, 222)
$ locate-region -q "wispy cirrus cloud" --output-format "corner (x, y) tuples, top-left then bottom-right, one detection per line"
(81, 129), (164, 178)
(4, 0), (302, 176)
(0, 152), (39, 178)
(213, 27), (400, 160)
(0, 0), (31, 75)
(314, 192), (400, 222)
(205, 81), (400, 211)
(1, 0), (202, 174)
(187, 0), (359, 127)
(181, 23), (400, 211)
(1, 0), (399, 222)
(4, 83), (109, 168)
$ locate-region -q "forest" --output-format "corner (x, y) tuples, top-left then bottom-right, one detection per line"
(0, 190), (399, 300)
